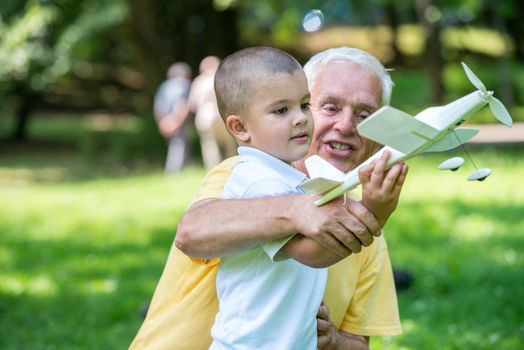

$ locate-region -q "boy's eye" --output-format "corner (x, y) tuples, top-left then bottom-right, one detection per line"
(301, 102), (311, 110)
(273, 107), (288, 114)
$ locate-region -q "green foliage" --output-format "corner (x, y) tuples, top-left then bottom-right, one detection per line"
(0, 0), (127, 88)
(0, 3), (57, 81)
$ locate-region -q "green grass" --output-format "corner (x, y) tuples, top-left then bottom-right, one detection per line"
(0, 167), (206, 349)
(373, 148), (524, 349)
(1, 110), (524, 349)
(1, 146), (523, 349)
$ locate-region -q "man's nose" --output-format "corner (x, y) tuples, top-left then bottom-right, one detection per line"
(334, 109), (357, 134)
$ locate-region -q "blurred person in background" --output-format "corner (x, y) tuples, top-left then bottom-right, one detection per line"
(153, 62), (193, 174)
(187, 56), (237, 169)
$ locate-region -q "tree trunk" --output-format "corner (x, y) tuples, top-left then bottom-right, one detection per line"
(126, 0), (167, 108)
(384, 0), (403, 64)
(505, 1), (524, 60)
(125, 0), (240, 111)
(491, 2), (514, 109)
(416, 0), (445, 104)
(13, 91), (34, 141)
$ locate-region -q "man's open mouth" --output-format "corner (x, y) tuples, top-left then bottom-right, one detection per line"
(328, 141), (351, 151)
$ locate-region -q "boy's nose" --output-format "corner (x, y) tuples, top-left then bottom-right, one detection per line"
(293, 111), (309, 126)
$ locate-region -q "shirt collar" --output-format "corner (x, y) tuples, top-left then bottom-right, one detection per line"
(237, 146), (308, 187)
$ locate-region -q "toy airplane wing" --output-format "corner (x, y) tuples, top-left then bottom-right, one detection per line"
(424, 127), (479, 152)
(357, 106), (441, 155)
(300, 155), (344, 194)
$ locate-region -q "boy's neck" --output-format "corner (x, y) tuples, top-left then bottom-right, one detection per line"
(292, 158), (307, 174)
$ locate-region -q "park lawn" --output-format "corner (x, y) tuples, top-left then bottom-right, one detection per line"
(374, 147), (524, 350)
(0, 167), (206, 349)
(0, 147), (523, 349)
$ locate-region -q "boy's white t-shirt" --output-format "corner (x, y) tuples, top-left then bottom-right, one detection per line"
(210, 146), (327, 350)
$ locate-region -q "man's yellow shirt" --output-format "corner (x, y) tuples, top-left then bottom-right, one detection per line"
(130, 157), (401, 350)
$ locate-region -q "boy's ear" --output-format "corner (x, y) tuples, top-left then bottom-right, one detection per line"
(226, 115), (250, 142)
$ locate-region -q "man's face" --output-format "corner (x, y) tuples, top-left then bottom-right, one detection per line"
(307, 61), (382, 172)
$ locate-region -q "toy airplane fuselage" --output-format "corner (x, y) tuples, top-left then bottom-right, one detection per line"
(301, 63), (513, 206)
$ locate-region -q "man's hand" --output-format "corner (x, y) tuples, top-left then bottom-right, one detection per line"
(358, 150), (408, 226)
(291, 195), (381, 258)
(317, 302), (338, 349)
(317, 302), (369, 350)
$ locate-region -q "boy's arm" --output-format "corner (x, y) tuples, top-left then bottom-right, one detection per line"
(280, 156), (408, 268)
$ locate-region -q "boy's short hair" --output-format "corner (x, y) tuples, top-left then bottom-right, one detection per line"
(214, 47), (303, 120)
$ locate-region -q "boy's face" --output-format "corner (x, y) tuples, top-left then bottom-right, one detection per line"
(241, 70), (313, 163)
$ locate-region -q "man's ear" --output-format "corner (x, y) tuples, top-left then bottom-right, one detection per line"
(226, 115), (250, 142)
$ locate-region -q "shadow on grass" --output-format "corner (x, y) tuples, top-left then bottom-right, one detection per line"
(0, 224), (177, 349)
(384, 199), (524, 349)
(0, 137), (168, 184)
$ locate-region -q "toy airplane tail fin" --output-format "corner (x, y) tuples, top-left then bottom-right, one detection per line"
(300, 177), (342, 195)
(304, 155), (344, 180)
(462, 62), (512, 127)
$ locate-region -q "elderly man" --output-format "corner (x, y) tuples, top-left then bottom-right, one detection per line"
(130, 47), (408, 350)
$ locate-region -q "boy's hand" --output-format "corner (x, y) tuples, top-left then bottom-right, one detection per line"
(358, 150), (408, 226)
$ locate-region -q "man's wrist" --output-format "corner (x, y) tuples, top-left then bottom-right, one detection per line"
(276, 194), (306, 235)
(334, 331), (369, 350)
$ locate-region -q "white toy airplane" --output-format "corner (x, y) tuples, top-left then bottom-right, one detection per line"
(300, 62), (513, 206)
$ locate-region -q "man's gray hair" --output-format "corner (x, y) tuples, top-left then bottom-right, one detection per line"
(303, 47), (393, 106)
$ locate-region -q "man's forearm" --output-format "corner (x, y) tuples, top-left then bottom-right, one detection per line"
(175, 196), (302, 258)
(176, 194), (380, 259)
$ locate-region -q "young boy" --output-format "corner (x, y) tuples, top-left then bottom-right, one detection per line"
(209, 47), (397, 349)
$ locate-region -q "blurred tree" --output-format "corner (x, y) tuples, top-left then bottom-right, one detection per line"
(0, 0), (128, 140)
(125, 0), (239, 100)
(0, 0), (240, 141)
(494, 0), (524, 60)
(415, 0), (445, 104)
(0, 0), (520, 142)
(486, 0), (515, 109)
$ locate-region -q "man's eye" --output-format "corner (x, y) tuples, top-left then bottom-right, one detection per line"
(356, 113), (370, 122)
(322, 104), (338, 114)
(274, 107), (288, 114)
